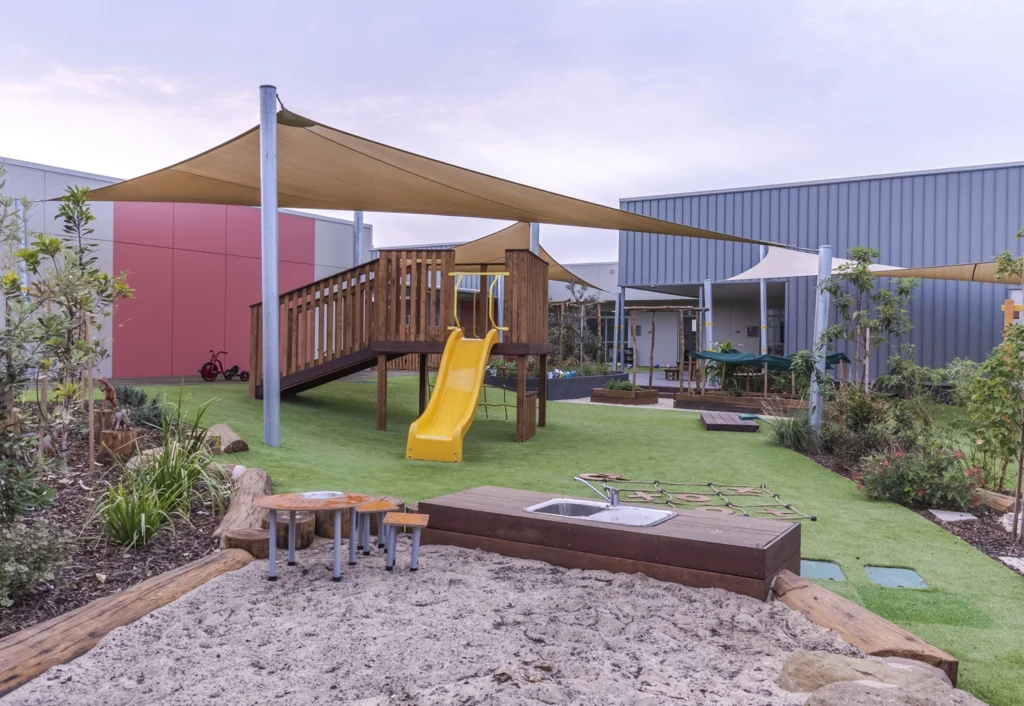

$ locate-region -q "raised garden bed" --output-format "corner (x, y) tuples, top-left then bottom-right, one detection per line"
(674, 392), (807, 414)
(484, 373), (627, 401)
(590, 387), (660, 405)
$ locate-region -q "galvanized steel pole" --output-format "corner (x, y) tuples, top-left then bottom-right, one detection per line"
(259, 85), (281, 447)
(352, 210), (364, 265)
(759, 246), (768, 356)
(703, 279), (714, 351)
(615, 289), (625, 371)
(529, 222), (540, 254)
(809, 244), (833, 432)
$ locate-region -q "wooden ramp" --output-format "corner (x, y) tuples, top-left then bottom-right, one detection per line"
(701, 411), (759, 432)
(419, 486), (800, 600)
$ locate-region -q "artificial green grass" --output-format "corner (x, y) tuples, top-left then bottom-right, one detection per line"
(146, 377), (1024, 706)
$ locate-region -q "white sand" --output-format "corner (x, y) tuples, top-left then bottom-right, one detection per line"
(4, 539), (858, 705)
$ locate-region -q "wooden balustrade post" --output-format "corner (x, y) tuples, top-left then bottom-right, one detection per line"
(538, 354), (547, 427)
(418, 353), (428, 414)
(376, 353), (388, 431)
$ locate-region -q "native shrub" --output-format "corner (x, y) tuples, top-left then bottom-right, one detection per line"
(113, 384), (164, 428)
(859, 445), (978, 511)
(0, 520), (65, 607)
(944, 358), (981, 407)
(764, 402), (819, 455)
(820, 386), (926, 469)
(604, 379), (643, 391)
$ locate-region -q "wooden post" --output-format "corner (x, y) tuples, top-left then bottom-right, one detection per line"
(678, 310), (685, 392)
(538, 354), (547, 428)
(86, 317), (94, 472)
(791, 372), (795, 395)
(418, 353), (428, 414)
(515, 355), (528, 442)
(477, 266), (488, 338)
(648, 313), (655, 390)
(376, 353), (388, 431)
(763, 362), (768, 398)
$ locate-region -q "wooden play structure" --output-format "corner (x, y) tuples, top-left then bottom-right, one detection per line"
(248, 247), (552, 452)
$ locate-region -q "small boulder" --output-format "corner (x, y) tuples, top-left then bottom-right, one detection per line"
(779, 651), (950, 693)
(805, 680), (986, 706)
(231, 464), (247, 481)
(125, 448), (161, 472)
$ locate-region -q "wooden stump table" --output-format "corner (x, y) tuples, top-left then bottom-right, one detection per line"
(255, 492), (371, 582)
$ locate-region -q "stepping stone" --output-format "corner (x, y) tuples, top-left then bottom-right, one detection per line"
(800, 560), (846, 582)
(865, 566), (927, 589)
(928, 509), (977, 522)
(998, 557), (1024, 573)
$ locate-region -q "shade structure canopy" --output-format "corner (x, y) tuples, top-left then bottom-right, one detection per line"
(87, 110), (773, 247)
(726, 246), (901, 281)
(871, 261), (1006, 284)
(450, 222), (598, 288)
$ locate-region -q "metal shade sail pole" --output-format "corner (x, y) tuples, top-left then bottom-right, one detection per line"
(809, 244), (833, 433)
(529, 222), (540, 254)
(615, 289), (625, 371)
(260, 85), (281, 447)
(760, 246), (769, 396)
(703, 279), (714, 351)
(352, 210), (365, 265)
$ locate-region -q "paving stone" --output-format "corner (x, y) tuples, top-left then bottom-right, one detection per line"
(801, 560), (846, 581)
(928, 509), (978, 523)
(865, 566), (927, 589)
(998, 556), (1024, 573)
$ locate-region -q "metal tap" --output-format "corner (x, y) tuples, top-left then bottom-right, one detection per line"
(573, 476), (620, 507)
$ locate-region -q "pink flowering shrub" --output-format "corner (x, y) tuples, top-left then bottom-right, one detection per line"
(859, 445), (979, 510)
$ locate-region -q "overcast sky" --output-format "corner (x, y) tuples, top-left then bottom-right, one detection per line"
(3, 0), (1023, 263)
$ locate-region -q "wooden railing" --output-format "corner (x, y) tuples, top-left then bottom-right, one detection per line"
(249, 249), (456, 395)
(503, 250), (549, 345)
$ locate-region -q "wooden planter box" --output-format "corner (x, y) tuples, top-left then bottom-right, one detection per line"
(590, 388), (660, 405)
(673, 392), (807, 414)
(100, 429), (139, 462)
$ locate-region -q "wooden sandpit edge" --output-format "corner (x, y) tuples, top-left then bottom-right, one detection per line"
(771, 569), (958, 685)
(0, 548), (254, 697)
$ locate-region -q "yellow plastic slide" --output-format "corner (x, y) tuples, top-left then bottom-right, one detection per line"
(406, 327), (499, 462)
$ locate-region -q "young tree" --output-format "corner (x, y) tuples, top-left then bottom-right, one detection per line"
(17, 187), (132, 469)
(820, 246), (918, 388)
(549, 281), (602, 363)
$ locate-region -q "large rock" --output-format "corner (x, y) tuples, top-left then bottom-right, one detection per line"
(805, 680), (986, 706)
(779, 651), (951, 693)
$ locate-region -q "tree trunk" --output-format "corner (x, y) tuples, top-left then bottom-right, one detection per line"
(998, 455), (1010, 492)
(222, 528), (271, 559)
(213, 468), (272, 545)
(99, 429), (138, 462)
(207, 424), (248, 454)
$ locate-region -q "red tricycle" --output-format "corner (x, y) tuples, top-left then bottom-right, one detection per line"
(199, 350), (250, 382)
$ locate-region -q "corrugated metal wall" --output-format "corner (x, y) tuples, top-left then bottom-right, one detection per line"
(620, 163), (1024, 374)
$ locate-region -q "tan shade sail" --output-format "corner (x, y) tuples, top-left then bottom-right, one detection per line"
(450, 222), (598, 287)
(726, 247), (901, 280)
(87, 110), (771, 247)
(871, 261), (1005, 284)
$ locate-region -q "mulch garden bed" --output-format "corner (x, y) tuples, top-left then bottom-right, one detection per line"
(0, 425), (221, 639)
(807, 451), (1024, 576)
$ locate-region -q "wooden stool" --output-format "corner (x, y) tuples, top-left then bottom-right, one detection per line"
(383, 512), (430, 572)
(355, 499), (400, 559)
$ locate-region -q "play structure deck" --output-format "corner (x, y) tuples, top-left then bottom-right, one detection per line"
(419, 486), (801, 600)
(249, 248), (552, 456)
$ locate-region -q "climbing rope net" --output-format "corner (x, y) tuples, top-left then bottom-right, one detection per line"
(424, 372), (515, 422)
(578, 474), (816, 521)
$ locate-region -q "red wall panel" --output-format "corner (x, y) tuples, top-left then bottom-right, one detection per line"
(225, 256), (262, 374)
(279, 212), (315, 264)
(225, 206), (261, 258)
(112, 243), (173, 378)
(172, 251), (226, 376)
(114, 202), (173, 248)
(173, 203), (227, 254)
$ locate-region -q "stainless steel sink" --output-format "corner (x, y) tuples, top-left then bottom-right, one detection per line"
(524, 498), (676, 527)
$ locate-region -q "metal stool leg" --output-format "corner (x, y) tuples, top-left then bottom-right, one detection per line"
(410, 528), (422, 572)
(287, 510), (297, 566)
(332, 509), (342, 582)
(362, 514), (371, 556)
(386, 525), (396, 571)
(348, 508), (358, 565)
(267, 511), (277, 581)
(377, 511), (386, 548)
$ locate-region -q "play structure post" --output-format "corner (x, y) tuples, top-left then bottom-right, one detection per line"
(760, 245), (768, 396)
(529, 222), (540, 254)
(703, 279), (713, 351)
(352, 210), (365, 265)
(377, 353), (388, 431)
(477, 266), (489, 337)
(259, 84), (281, 447)
(809, 244), (833, 432)
(418, 353), (428, 414)
(630, 312), (638, 389)
(538, 355), (547, 427)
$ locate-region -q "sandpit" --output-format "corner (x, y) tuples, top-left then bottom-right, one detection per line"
(2, 539), (858, 705)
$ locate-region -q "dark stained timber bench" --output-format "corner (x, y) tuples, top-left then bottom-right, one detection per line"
(419, 486), (799, 600)
(700, 411), (759, 432)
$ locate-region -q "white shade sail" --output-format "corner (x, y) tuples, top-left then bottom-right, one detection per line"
(726, 247), (902, 281)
